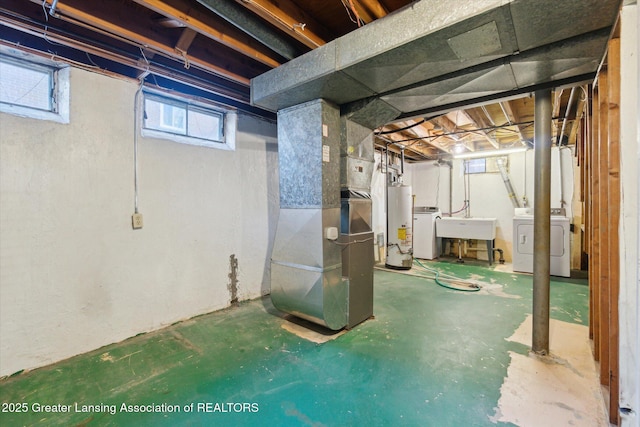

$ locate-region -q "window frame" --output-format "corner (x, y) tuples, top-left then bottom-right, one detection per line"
(159, 101), (187, 133)
(465, 158), (487, 174)
(0, 51), (70, 124)
(464, 156), (509, 174)
(141, 89), (236, 151)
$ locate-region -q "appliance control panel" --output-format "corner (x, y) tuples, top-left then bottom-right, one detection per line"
(414, 206), (439, 213)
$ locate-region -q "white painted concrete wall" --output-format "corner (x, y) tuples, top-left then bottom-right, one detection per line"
(411, 160), (451, 210)
(619, 3), (639, 426)
(407, 148), (573, 262)
(0, 67), (279, 377)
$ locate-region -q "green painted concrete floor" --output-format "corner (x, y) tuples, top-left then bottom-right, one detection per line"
(0, 262), (589, 426)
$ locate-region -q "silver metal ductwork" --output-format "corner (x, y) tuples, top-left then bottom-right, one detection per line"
(263, 0), (621, 330)
(251, 0), (621, 127)
(271, 208), (347, 329)
(270, 99), (375, 330)
(271, 99), (346, 330)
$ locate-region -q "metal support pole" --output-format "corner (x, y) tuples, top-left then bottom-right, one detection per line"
(532, 89), (552, 355)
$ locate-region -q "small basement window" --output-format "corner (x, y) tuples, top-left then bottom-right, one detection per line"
(464, 156), (509, 174)
(142, 91), (236, 150)
(0, 53), (70, 123)
(465, 158), (487, 174)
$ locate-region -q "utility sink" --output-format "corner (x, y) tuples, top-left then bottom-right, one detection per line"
(436, 217), (497, 240)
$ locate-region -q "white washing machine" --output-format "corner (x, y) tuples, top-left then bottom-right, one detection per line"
(413, 207), (441, 260)
(513, 209), (570, 277)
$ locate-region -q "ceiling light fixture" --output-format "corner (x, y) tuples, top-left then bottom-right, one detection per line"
(453, 143), (465, 154)
(453, 147), (528, 159)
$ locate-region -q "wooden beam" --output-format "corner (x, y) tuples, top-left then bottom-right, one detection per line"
(606, 37), (620, 426)
(0, 29), (251, 103)
(552, 88), (563, 117)
(233, 0), (327, 49)
(568, 86), (587, 146)
(462, 109), (500, 149)
(375, 134), (436, 160)
(585, 94), (592, 338)
(349, 0), (376, 23)
(37, 0), (253, 84)
(597, 69), (610, 386)
(175, 27), (197, 53)
(131, 0), (281, 68)
(399, 120), (451, 154)
(357, 0), (389, 19)
(432, 116), (475, 152)
(380, 123), (441, 159)
(590, 84), (600, 357)
(500, 100), (528, 145)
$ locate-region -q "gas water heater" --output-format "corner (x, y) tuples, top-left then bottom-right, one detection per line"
(386, 183), (413, 269)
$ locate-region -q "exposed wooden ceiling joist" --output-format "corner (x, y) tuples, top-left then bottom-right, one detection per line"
(460, 109), (500, 149)
(357, 0), (389, 19)
(37, 0), (256, 84)
(0, 22), (251, 103)
(498, 101), (528, 146)
(233, 0), (327, 49)
(131, 0), (283, 68)
(175, 27), (197, 52)
(347, 1), (375, 24)
(375, 133), (437, 161)
(395, 120), (451, 155)
(432, 116), (475, 152)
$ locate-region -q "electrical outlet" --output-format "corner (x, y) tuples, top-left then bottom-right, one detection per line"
(132, 213), (144, 229)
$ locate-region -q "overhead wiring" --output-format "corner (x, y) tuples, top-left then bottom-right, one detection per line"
(375, 119), (426, 135)
(441, 200), (468, 216)
(390, 120), (536, 144)
(133, 50), (150, 215)
(85, 52), (99, 67)
(341, 0), (365, 27)
(40, 0), (64, 47)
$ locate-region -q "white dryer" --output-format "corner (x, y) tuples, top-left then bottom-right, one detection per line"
(513, 210), (570, 277)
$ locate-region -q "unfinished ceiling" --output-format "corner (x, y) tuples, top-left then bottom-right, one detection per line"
(0, 0), (621, 161)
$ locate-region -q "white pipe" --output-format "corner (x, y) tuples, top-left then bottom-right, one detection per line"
(559, 87), (576, 145)
(133, 72), (149, 214)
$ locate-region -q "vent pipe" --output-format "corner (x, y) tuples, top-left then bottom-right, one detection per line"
(496, 157), (522, 208)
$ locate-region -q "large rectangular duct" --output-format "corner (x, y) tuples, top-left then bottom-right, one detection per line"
(270, 99), (375, 330)
(270, 99), (348, 330)
(251, 0), (621, 126)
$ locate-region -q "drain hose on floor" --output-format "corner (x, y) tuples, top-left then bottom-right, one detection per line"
(413, 258), (481, 292)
